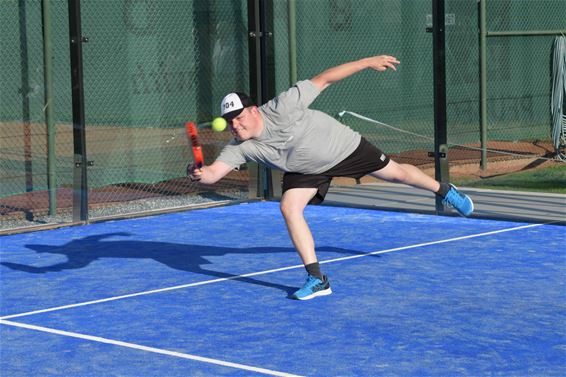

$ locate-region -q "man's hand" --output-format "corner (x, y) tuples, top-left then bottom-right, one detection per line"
(365, 55), (400, 72)
(186, 163), (202, 182)
(186, 160), (233, 184)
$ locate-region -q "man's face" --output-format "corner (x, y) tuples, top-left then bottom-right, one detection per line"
(229, 107), (260, 141)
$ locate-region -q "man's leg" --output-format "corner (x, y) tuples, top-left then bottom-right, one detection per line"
(279, 188), (318, 265)
(368, 159), (440, 192)
(280, 187), (332, 300)
(368, 159), (473, 216)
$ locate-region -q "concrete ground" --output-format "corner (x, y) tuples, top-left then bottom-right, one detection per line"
(325, 183), (566, 225)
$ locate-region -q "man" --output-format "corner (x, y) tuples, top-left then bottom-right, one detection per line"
(187, 55), (474, 300)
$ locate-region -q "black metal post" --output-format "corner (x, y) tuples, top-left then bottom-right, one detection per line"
(18, 0), (34, 221)
(193, 1), (213, 121)
(247, 0), (275, 198)
(68, 0), (88, 222)
(259, 0), (275, 102)
(248, 0), (262, 105)
(247, 0), (262, 198)
(432, 0), (449, 214)
(259, 0), (275, 198)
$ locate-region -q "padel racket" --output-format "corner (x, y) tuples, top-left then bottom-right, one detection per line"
(185, 121), (204, 168)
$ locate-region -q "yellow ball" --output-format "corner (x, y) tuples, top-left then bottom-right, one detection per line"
(211, 117), (227, 132)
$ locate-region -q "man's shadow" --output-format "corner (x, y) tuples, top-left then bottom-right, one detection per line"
(1, 232), (373, 298)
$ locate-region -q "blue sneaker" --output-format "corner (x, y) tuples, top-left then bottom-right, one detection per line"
(442, 184), (474, 217)
(292, 275), (332, 300)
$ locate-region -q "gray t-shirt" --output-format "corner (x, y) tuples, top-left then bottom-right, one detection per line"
(216, 80), (361, 174)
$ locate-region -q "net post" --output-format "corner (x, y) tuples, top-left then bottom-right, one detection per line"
(432, 0), (449, 214)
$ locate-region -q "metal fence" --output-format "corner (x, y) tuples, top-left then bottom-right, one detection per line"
(1, 0), (253, 232)
(272, 0), (565, 170)
(2, 0), (565, 233)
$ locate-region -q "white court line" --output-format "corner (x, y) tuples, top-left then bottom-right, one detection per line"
(319, 222), (548, 265)
(0, 319), (303, 377)
(0, 221), (547, 321)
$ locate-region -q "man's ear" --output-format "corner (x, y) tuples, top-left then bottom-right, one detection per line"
(250, 106), (262, 119)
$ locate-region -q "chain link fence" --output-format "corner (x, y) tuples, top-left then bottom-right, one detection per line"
(272, 0), (565, 185)
(272, 0), (438, 172)
(1, 0), (74, 228)
(2, 0), (565, 233)
(447, 0), (565, 166)
(79, 0), (251, 219)
(1, 0), (252, 232)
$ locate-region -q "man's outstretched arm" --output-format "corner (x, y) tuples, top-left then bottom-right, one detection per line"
(187, 160), (234, 185)
(310, 55), (400, 91)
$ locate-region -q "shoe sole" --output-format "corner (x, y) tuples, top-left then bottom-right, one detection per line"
(294, 287), (332, 301)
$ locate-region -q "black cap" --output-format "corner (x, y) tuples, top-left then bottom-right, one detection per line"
(220, 92), (255, 121)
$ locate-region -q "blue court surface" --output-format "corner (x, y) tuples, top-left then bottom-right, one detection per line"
(1, 201), (565, 376)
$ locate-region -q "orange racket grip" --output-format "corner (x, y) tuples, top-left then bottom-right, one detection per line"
(185, 121), (204, 168)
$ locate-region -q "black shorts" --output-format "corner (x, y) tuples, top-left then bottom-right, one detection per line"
(282, 137), (390, 205)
